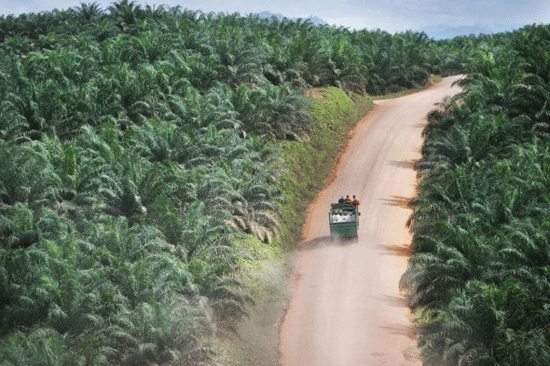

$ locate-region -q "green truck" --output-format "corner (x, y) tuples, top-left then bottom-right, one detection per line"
(329, 203), (360, 238)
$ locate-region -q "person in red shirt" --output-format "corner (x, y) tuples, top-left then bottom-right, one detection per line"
(352, 195), (361, 205)
(345, 195), (352, 204)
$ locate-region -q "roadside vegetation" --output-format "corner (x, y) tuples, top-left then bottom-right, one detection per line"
(402, 24), (550, 365)
(1, 1), (548, 365)
(217, 87), (372, 365)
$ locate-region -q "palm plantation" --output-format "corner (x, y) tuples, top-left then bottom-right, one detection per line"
(1, 1), (549, 365)
(402, 25), (550, 366)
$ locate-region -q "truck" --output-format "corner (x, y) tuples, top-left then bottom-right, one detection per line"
(329, 203), (360, 239)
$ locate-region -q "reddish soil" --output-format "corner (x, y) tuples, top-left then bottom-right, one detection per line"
(279, 76), (464, 366)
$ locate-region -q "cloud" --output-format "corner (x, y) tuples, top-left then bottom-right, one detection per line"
(341, 0), (550, 24)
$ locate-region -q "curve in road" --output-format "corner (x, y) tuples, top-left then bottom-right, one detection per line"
(279, 75), (464, 366)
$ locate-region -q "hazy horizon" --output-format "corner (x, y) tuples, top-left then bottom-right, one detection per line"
(0, 0), (548, 38)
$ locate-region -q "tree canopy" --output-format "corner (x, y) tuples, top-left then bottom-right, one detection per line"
(402, 23), (550, 366)
(4, 1), (548, 365)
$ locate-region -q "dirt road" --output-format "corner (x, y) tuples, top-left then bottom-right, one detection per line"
(279, 76), (463, 366)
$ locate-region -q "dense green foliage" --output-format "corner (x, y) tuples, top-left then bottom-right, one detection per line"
(402, 24), (550, 365)
(0, 0), (526, 365)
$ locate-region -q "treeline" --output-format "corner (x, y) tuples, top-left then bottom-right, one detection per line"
(402, 24), (550, 365)
(0, 1), (472, 365)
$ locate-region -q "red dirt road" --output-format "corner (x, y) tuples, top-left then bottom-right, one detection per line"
(279, 76), (463, 366)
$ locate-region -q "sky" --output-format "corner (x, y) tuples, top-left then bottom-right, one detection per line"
(1, 0), (549, 36)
